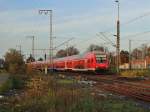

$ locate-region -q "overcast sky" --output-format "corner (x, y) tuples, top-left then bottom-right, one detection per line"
(0, 0), (150, 59)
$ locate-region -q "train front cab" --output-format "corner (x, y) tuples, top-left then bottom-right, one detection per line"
(94, 53), (109, 72)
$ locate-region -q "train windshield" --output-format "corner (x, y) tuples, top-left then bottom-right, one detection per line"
(96, 54), (107, 63)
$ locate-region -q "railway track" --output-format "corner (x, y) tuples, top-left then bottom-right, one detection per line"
(96, 79), (150, 102)
(56, 71), (150, 102)
(85, 74), (150, 102)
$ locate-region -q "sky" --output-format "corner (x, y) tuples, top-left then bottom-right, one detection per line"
(0, 0), (150, 59)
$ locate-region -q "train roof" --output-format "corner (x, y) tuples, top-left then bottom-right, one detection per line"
(28, 51), (107, 64)
(54, 54), (84, 61)
(54, 51), (106, 62)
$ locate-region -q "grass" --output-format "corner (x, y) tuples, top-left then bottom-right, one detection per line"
(97, 97), (149, 112)
(1, 94), (149, 112)
(57, 79), (75, 84)
(0, 97), (149, 112)
(0, 74), (149, 112)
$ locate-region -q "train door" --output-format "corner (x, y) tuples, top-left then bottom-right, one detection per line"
(87, 58), (91, 69)
(86, 57), (95, 70)
(78, 59), (84, 69)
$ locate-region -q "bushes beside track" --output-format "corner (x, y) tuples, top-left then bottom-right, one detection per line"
(0, 75), (27, 95)
(120, 69), (150, 78)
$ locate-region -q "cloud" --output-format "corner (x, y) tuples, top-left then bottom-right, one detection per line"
(0, 8), (116, 57)
(1, 1), (150, 58)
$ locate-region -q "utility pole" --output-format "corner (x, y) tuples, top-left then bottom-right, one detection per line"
(129, 40), (132, 70)
(27, 36), (35, 58)
(115, 0), (120, 73)
(39, 10), (53, 70)
(16, 45), (22, 54)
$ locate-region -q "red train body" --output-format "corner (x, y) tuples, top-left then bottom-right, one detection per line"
(28, 51), (109, 72)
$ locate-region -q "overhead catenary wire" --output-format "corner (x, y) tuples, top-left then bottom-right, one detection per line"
(103, 11), (150, 33)
(53, 10), (150, 59)
(42, 11), (150, 55)
(33, 10), (150, 57)
(123, 30), (150, 39)
(122, 11), (150, 27)
(100, 32), (115, 45)
(96, 33), (116, 48)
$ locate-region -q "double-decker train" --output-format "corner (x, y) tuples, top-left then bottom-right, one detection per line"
(27, 51), (109, 72)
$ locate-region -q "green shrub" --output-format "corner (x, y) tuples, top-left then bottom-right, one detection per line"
(0, 75), (26, 94)
(0, 78), (12, 94)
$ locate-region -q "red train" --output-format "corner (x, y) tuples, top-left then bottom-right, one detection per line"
(28, 51), (109, 72)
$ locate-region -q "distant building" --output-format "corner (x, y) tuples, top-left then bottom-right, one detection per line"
(119, 63), (129, 69)
(131, 59), (146, 69)
(120, 56), (150, 69)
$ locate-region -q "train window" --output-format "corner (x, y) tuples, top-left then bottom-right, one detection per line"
(96, 54), (107, 63)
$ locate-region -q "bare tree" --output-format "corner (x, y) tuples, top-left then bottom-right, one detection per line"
(56, 49), (67, 58)
(67, 46), (79, 56)
(56, 46), (79, 58)
(120, 50), (129, 64)
(38, 57), (43, 61)
(26, 54), (35, 63)
(132, 48), (142, 60)
(87, 44), (106, 52)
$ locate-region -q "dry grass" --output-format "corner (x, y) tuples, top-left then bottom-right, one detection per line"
(120, 70), (150, 78)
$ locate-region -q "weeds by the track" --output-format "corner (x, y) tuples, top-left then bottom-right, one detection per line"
(0, 73), (149, 112)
